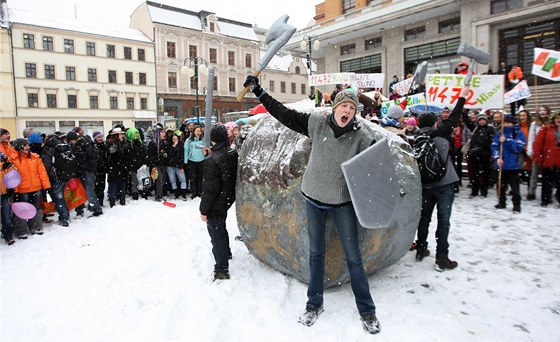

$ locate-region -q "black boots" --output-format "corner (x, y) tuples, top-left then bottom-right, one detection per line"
(416, 242), (430, 261)
(435, 256), (458, 272)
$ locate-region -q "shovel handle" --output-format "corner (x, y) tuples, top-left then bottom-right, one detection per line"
(236, 70), (262, 102)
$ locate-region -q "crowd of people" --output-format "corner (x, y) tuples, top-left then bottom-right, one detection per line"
(0, 119), (254, 246)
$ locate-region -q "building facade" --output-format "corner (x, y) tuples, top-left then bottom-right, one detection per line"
(0, 10), (16, 133)
(286, 0), (560, 98)
(5, 8), (157, 136)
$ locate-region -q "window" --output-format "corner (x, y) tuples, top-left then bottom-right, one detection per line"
(90, 95), (98, 109)
(86, 42), (96, 56)
(167, 42), (176, 58)
(43, 36), (53, 51)
(124, 47), (132, 60)
(405, 26), (426, 41)
(68, 95), (77, 108)
(25, 63), (37, 78)
(301, 84), (306, 95)
(125, 72), (133, 85)
(340, 54), (382, 73)
(439, 18), (460, 33)
(107, 44), (115, 58)
(269, 80), (275, 92)
(168, 72), (177, 88)
(24, 33), (35, 49)
(88, 68), (97, 82)
(491, 0), (523, 14)
(27, 93), (38, 108)
(140, 98), (147, 110)
(341, 43), (356, 55)
(139, 73), (146, 85)
(245, 54), (252, 68)
(295, 66), (301, 74)
(190, 76), (196, 90)
(108, 70), (117, 83)
(213, 76), (218, 91)
(228, 51), (235, 66)
(66, 67), (76, 81)
(365, 37), (382, 50)
(210, 22), (215, 32)
(64, 39), (74, 53)
(189, 45), (197, 58)
(45, 65), (55, 79)
(210, 48), (217, 63)
(229, 77), (236, 92)
(47, 94), (57, 108)
(109, 96), (118, 109)
(138, 48), (145, 61)
(280, 81), (286, 93)
(291, 82), (296, 94)
(127, 97), (134, 110)
(342, 0), (355, 13)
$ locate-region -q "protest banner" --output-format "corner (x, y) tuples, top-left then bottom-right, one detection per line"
(532, 48), (560, 81)
(350, 73), (385, 89)
(391, 78), (414, 96)
(308, 73), (353, 86)
(380, 93), (426, 116)
(426, 74), (504, 109)
(504, 80), (531, 105)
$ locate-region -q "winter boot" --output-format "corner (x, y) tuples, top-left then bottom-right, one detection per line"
(415, 242), (430, 261)
(174, 188), (181, 200)
(109, 197), (116, 208)
(181, 189), (187, 201)
(212, 270), (230, 281)
(494, 201), (506, 209)
(435, 256), (458, 272)
(513, 203), (521, 213)
(361, 314), (381, 334)
(526, 193), (536, 201)
(4, 235), (15, 245)
(298, 306), (324, 327)
(119, 193), (126, 206)
(132, 192), (139, 200)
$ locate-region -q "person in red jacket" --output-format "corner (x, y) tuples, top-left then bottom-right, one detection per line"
(11, 138), (51, 238)
(533, 112), (560, 207)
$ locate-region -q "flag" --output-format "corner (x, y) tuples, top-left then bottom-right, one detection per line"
(532, 48), (560, 81)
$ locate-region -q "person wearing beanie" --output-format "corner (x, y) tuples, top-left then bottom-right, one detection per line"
(404, 117), (419, 145)
(11, 138), (51, 238)
(243, 75), (381, 334)
(492, 113), (526, 213)
(200, 123), (238, 281)
(461, 110), (495, 198)
(414, 86), (469, 272)
(381, 106), (407, 142)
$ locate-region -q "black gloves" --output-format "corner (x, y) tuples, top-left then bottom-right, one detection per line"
(6, 188), (15, 197)
(2, 161), (12, 170)
(243, 76), (263, 97)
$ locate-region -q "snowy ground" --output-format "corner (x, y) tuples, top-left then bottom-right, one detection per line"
(2, 185), (559, 342)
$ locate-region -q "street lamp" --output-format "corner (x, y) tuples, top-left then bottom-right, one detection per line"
(180, 57), (208, 123)
(300, 35), (320, 105)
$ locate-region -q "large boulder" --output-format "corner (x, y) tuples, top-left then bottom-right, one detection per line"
(235, 114), (421, 287)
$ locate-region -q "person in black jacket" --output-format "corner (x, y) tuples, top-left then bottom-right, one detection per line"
(147, 127), (168, 202)
(106, 128), (131, 207)
(93, 132), (107, 206)
(72, 128), (103, 216)
(126, 128), (148, 200)
(199, 124), (238, 281)
(463, 112), (496, 198)
(166, 132), (187, 200)
(415, 86), (469, 272)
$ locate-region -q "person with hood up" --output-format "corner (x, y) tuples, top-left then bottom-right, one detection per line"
(126, 128), (148, 201)
(492, 115), (526, 213)
(243, 75), (381, 335)
(532, 111), (560, 207)
(199, 124), (238, 281)
(10, 138), (51, 238)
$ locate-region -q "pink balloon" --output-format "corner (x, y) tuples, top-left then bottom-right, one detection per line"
(4, 169), (21, 188)
(11, 202), (37, 220)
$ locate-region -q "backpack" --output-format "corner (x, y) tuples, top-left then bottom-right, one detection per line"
(412, 133), (448, 184)
(54, 142), (78, 182)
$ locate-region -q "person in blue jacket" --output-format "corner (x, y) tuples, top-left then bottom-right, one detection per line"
(491, 115), (526, 213)
(184, 125), (205, 199)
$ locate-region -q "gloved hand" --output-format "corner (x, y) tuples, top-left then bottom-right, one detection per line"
(2, 161), (13, 170)
(0, 152), (7, 163)
(243, 76), (263, 97)
(6, 188), (15, 197)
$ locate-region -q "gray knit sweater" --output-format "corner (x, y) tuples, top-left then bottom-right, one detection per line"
(302, 113), (374, 205)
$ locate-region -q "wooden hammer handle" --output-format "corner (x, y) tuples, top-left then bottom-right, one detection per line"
(236, 70), (262, 102)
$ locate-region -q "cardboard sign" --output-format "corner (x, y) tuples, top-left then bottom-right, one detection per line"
(426, 74), (504, 109)
(308, 73), (353, 86)
(351, 73), (385, 89)
(380, 93), (426, 116)
(391, 78), (414, 96)
(532, 48), (560, 81)
(504, 80), (531, 105)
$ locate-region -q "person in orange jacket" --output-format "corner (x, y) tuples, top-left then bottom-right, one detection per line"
(1, 128), (19, 245)
(532, 112), (560, 207)
(11, 138), (51, 238)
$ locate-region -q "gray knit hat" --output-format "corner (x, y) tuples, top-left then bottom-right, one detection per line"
(387, 106), (404, 119)
(332, 89), (359, 112)
(477, 113), (488, 122)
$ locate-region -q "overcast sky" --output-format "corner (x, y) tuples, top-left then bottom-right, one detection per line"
(10, 0), (317, 30)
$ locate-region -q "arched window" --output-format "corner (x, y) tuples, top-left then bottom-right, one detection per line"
(295, 66), (301, 74)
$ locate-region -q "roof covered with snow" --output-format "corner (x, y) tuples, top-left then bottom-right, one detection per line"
(7, 7), (150, 43)
(266, 50), (294, 72)
(216, 19), (258, 41)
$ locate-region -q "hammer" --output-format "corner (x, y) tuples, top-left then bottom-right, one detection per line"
(236, 15), (296, 101)
(457, 43), (490, 86)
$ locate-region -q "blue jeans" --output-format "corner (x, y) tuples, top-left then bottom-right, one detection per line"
(1, 193), (14, 239)
(416, 183), (455, 258)
(305, 200), (376, 316)
(206, 217), (230, 272)
(49, 181), (69, 221)
(80, 172), (101, 212)
(166, 166), (187, 190)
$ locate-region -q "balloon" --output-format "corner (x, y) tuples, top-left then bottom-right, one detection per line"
(11, 202), (37, 220)
(67, 178), (79, 190)
(4, 169), (21, 188)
